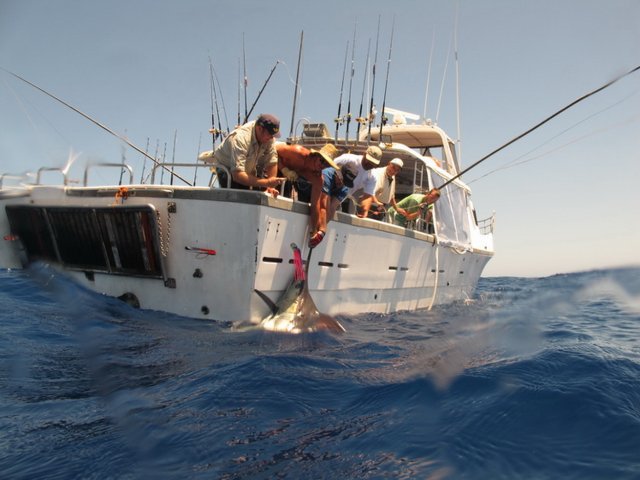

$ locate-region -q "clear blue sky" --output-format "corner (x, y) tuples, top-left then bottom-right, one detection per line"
(1, 0), (638, 277)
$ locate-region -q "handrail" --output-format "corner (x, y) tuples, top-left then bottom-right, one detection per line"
(477, 212), (495, 235)
(208, 164), (231, 188)
(150, 162), (201, 184)
(83, 163), (133, 186)
(36, 167), (68, 186)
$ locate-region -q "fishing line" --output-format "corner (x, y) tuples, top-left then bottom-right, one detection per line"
(469, 113), (640, 185)
(438, 64), (640, 190)
(467, 91), (640, 184)
(2, 76), (72, 163)
(1, 66), (193, 186)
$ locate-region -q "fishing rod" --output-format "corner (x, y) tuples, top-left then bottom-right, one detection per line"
(118, 136), (126, 186)
(334, 41), (349, 140)
(366, 15), (382, 142)
(438, 64), (640, 191)
(170, 129), (177, 186)
(289, 30), (304, 138)
(210, 62), (230, 134)
(211, 66), (224, 139)
(244, 60), (280, 123)
(242, 33), (249, 123)
(345, 21), (357, 143)
(160, 141), (167, 184)
(378, 17), (395, 140)
(208, 55), (224, 147)
(193, 132), (201, 185)
(1, 67), (193, 186)
(139, 137), (150, 183)
(355, 39), (371, 140)
(237, 59), (242, 127)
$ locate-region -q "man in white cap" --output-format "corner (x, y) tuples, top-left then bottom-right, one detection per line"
(366, 157), (408, 220)
(333, 145), (383, 219)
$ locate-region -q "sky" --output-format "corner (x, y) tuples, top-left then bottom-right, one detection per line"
(1, 0), (638, 277)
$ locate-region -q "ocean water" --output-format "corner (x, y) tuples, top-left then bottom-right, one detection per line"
(1, 266), (639, 480)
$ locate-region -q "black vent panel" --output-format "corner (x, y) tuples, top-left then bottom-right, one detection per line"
(6, 205), (164, 278)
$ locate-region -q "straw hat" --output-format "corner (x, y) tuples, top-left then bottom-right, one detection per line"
(310, 144), (340, 170)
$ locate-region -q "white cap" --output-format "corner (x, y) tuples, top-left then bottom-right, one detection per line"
(390, 158), (403, 168)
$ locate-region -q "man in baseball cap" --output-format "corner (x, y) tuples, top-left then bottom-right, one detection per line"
(332, 144), (385, 221)
(256, 113), (281, 138)
(202, 112), (284, 196)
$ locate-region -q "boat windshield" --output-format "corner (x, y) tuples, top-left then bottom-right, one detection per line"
(430, 172), (472, 250)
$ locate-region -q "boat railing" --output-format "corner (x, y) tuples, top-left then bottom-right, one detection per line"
(0, 173), (17, 190)
(208, 164), (231, 188)
(36, 167), (69, 186)
(83, 163), (133, 186)
(478, 213), (495, 234)
(149, 162), (233, 188)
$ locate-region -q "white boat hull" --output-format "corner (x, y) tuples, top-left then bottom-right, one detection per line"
(0, 184), (492, 324)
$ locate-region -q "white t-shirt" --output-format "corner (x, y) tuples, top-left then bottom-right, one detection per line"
(371, 166), (396, 204)
(334, 153), (376, 196)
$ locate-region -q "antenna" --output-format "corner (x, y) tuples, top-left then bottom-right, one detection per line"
(422, 30), (436, 120)
(454, 0), (462, 163)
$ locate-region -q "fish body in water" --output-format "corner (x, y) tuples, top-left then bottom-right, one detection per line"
(255, 244), (345, 334)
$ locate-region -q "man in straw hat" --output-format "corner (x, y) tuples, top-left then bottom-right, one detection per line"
(276, 143), (341, 247)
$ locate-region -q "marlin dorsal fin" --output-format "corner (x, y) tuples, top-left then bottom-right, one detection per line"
(253, 289), (278, 315)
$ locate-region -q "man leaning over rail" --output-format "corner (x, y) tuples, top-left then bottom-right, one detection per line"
(276, 143), (341, 248)
(199, 113), (285, 196)
(388, 188), (441, 230)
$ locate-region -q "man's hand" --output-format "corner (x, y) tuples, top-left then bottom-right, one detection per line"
(265, 187), (280, 198)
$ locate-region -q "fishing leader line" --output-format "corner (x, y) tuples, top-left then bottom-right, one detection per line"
(438, 64), (640, 190)
(1, 66), (193, 186)
(467, 89), (640, 185)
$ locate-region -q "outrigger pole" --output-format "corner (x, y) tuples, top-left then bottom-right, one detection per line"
(1, 67), (192, 186)
(438, 64), (640, 190)
(289, 30), (304, 138)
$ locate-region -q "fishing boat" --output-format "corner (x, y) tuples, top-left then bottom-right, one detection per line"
(0, 102), (495, 325)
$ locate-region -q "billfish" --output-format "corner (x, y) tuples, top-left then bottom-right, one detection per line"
(254, 243), (345, 334)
